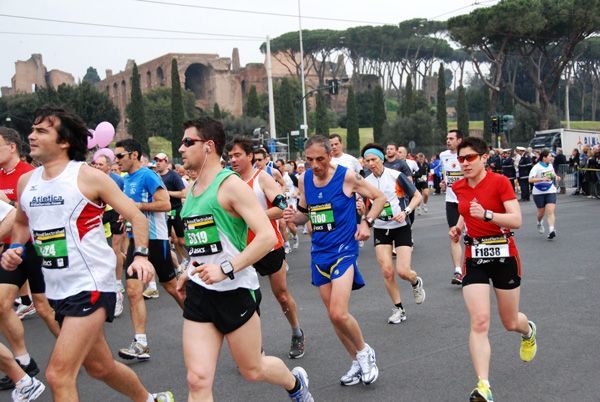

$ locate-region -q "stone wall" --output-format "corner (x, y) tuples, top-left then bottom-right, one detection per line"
(1, 54), (74, 97)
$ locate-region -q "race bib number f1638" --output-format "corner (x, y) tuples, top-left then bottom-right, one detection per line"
(184, 215), (223, 256)
(33, 227), (69, 269)
(309, 202), (336, 232)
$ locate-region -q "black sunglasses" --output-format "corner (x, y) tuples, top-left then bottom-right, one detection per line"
(254, 158), (264, 162)
(181, 138), (206, 147)
(115, 152), (132, 160)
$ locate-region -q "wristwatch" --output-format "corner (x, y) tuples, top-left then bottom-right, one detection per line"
(364, 216), (375, 227)
(404, 207), (412, 215)
(133, 246), (149, 257)
(220, 260), (235, 280)
(484, 210), (494, 222)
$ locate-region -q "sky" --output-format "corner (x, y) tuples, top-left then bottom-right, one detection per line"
(0, 0), (498, 90)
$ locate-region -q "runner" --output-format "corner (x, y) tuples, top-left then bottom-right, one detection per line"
(226, 136), (306, 359)
(114, 138), (184, 361)
(1, 105), (173, 401)
(283, 135), (386, 386)
(175, 117), (312, 401)
(0, 127), (60, 392)
(449, 136), (537, 402)
(528, 149), (560, 239)
(361, 143), (425, 324)
(414, 153), (430, 215)
(440, 130), (465, 285)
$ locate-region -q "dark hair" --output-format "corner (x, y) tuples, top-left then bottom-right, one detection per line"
(115, 138), (143, 161)
(448, 129), (464, 140)
(288, 160), (297, 171)
(360, 142), (385, 158)
(457, 137), (488, 154)
(226, 135), (255, 163)
(182, 117), (226, 156)
(254, 148), (267, 159)
(305, 135), (332, 154)
(32, 105), (90, 161)
(539, 149), (551, 160)
(328, 134), (342, 143)
(276, 158), (285, 166)
(386, 142), (398, 149)
(0, 126), (24, 155)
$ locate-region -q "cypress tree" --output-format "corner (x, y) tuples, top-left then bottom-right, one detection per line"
(372, 84), (386, 143)
(401, 75), (415, 117)
(213, 103), (222, 120)
(315, 91), (329, 136)
(436, 63), (448, 133)
(483, 85), (492, 144)
(278, 78), (296, 135)
(246, 85), (261, 117)
(346, 85), (359, 154)
(171, 58), (184, 158)
(457, 85), (469, 136)
(129, 62), (149, 155)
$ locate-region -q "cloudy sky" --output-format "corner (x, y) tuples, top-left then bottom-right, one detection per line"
(0, 0), (497, 89)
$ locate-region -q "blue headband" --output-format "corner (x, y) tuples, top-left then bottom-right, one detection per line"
(364, 148), (384, 161)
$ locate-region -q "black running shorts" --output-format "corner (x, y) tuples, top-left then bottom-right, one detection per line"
(125, 239), (176, 283)
(462, 255), (522, 290)
(253, 247), (285, 276)
(446, 202), (460, 228)
(49, 290), (116, 326)
(0, 242), (45, 293)
(183, 281), (261, 334)
(373, 225), (412, 247)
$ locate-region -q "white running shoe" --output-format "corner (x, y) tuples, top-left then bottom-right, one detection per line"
(388, 307), (406, 324)
(356, 344), (378, 385)
(340, 360), (361, 386)
(302, 225), (308, 234)
(292, 234), (299, 249)
(16, 303), (36, 320)
(537, 221), (544, 234)
(12, 377), (45, 402)
(284, 244), (292, 254)
(417, 206), (422, 216)
(412, 277), (425, 304)
(423, 205), (428, 213)
(115, 292), (124, 317)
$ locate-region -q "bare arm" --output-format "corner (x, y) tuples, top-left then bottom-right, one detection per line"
(167, 189), (186, 199)
(0, 206), (16, 241)
(469, 198), (522, 230)
(138, 187), (171, 212)
(345, 171), (386, 241)
(259, 171), (285, 220)
(271, 169), (287, 194)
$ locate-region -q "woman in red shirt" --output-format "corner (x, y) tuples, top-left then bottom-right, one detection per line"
(449, 137), (537, 402)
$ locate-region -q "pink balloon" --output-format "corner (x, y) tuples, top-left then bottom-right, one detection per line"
(93, 148), (115, 163)
(95, 122), (115, 148)
(87, 129), (97, 149)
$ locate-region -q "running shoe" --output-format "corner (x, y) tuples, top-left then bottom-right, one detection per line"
(520, 321), (537, 362)
(302, 225), (308, 234)
(417, 206), (422, 216)
(340, 360), (361, 386)
(289, 331), (306, 359)
(358, 240), (364, 248)
(469, 377), (493, 402)
(292, 234), (299, 249)
(14, 297), (21, 307)
(11, 377), (45, 402)
(152, 391), (174, 402)
(412, 277), (426, 304)
(289, 367), (313, 402)
(537, 221), (544, 234)
(118, 340), (150, 360)
(16, 303), (36, 320)
(451, 272), (463, 285)
(388, 307), (406, 324)
(0, 359), (39, 390)
(115, 292), (124, 317)
(547, 230), (556, 240)
(143, 288), (159, 299)
(356, 344), (378, 385)
(423, 205), (428, 213)
(284, 244), (292, 254)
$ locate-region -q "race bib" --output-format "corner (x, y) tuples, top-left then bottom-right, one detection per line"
(33, 227), (69, 269)
(446, 172), (464, 187)
(184, 215), (223, 256)
(471, 237), (509, 259)
(309, 203), (336, 232)
(378, 202), (394, 221)
(167, 209), (176, 221)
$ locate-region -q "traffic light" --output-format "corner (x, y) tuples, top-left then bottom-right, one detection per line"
(490, 115), (499, 133)
(294, 137), (307, 151)
(501, 115), (514, 131)
(327, 79), (339, 95)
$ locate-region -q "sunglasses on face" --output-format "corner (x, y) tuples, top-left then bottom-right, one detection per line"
(254, 158), (264, 162)
(181, 137), (206, 147)
(457, 153), (483, 163)
(115, 152), (132, 160)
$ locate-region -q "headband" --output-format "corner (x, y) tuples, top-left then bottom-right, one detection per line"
(364, 148), (384, 161)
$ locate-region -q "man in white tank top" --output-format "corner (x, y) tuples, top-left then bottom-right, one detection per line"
(1, 106), (174, 401)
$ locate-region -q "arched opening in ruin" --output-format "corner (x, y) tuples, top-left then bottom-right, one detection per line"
(121, 80), (127, 105)
(157, 67), (165, 87)
(241, 80), (246, 97)
(113, 82), (118, 97)
(184, 63), (209, 100)
(146, 71), (152, 89)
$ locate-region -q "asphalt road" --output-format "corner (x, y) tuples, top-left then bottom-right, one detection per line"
(3, 189), (599, 401)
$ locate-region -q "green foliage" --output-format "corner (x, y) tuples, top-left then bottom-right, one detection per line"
(82, 67), (101, 85)
(171, 58), (185, 158)
(346, 86), (360, 153)
(401, 75), (414, 117)
(315, 91), (329, 136)
(127, 63), (149, 155)
(456, 86), (469, 136)
(512, 103), (561, 143)
(372, 84), (386, 143)
(246, 85), (261, 118)
(277, 78), (297, 135)
(356, 89), (373, 127)
(213, 103), (222, 120)
(444, 69), (453, 90)
(220, 115), (267, 144)
(383, 110), (434, 148)
(436, 63), (448, 134)
(502, 84), (514, 115)
(385, 98), (399, 113)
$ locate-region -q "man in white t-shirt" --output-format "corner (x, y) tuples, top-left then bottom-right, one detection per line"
(329, 134), (362, 174)
(440, 130), (465, 285)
